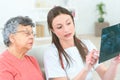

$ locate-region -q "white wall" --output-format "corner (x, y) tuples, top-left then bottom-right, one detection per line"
(0, 0), (120, 43)
(0, 0), (33, 44)
(0, 0), (65, 44)
(67, 0), (120, 34)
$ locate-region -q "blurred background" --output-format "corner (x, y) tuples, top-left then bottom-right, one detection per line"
(0, 0), (120, 79)
(0, 0), (120, 42)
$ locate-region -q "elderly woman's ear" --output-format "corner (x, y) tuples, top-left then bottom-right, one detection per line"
(9, 34), (15, 44)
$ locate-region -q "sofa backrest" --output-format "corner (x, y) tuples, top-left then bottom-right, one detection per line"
(28, 44), (50, 72)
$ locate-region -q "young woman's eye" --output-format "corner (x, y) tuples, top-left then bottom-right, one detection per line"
(57, 26), (62, 29)
(67, 22), (71, 25)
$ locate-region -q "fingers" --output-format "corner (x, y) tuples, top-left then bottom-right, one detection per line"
(112, 54), (120, 64)
(86, 49), (99, 65)
(85, 49), (99, 71)
(114, 54), (120, 60)
(93, 50), (99, 58)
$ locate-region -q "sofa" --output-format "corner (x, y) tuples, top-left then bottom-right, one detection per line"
(28, 44), (50, 72)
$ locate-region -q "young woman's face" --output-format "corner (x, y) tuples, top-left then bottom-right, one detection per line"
(52, 14), (75, 41)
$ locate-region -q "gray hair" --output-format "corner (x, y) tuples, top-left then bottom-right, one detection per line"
(2, 16), (34, 47)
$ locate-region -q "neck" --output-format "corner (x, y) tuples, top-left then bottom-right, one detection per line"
(8, 46), (27, 59)
(60, 38), (75, 49)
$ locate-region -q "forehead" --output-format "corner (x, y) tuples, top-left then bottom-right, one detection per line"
(17, 24), (32, 30)
(52, 14), (71, 24)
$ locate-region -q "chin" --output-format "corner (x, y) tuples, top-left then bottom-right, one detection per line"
(65, 37), (73, 41)
(27, 46), (32, 50)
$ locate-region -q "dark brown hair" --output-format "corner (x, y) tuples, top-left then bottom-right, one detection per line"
(47, 6), (88, 67)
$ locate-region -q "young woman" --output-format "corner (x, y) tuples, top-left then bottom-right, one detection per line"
(44, 6), (120, 80)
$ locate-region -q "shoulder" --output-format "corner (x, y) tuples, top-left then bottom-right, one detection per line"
(25, 55), (41, 69)
(44, 43), (59, 60)
(25, 55), (39, 67)
(0, 50), (9, 65)
(0, 54), (5, 67)
(0, 52), (15, 76)
(46, 43), (57, 50)
(0, 58), (7, 70)
(25, 55), (37, 62)
(44, 43), (58, 55)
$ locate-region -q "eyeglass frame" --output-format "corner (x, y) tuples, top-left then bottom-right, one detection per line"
(12, 30), (36, 37)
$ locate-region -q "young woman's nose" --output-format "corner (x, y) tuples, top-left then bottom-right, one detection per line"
(63, 26), (69, 32)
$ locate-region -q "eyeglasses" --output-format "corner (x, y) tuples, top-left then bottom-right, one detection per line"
(14, 30), (36, 37)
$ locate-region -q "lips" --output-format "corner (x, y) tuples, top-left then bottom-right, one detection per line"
(64, 33), (71, 37)
(28, 42), (33, 45)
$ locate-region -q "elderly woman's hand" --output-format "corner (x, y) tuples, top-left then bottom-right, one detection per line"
(85, 49), (99, 71)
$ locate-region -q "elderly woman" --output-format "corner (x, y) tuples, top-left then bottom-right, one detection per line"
(0, 16), (44, 80)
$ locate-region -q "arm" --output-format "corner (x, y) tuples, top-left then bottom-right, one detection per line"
(49, 67), (90, 80)
(72, 49), (99, 80)
(49, 49), (99, 80)
(96, 55), (120, 80)
(44, 47), (77, 80)
(72, 66), (92, 80)
(49, 49), (98, 80)
(44, 41), (99, 80)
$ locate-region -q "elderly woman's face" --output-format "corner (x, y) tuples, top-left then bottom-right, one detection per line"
(10, 24), (34, 50)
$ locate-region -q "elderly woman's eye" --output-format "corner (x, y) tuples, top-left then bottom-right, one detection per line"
(24, 31), (34, 36)
(25, 32), (30, 35)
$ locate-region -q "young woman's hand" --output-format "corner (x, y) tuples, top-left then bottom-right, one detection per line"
(111, 54), (120, 65)
(85, 49), (99, 71)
